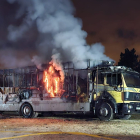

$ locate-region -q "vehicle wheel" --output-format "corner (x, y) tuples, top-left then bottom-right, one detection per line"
(20, 103), (33, 118)
(116, 114), (131, 120)
(96, 102), (113, 121)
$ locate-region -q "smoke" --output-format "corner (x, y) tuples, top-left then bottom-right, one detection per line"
(31, 55), (43, 69)
(0, 49), (32, 68)
(6, 0), (113, 69)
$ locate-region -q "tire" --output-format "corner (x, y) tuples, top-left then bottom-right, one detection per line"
(20, 103), (34, 118)
(96, 102), (113, 121)
(116, 114), (131, 120)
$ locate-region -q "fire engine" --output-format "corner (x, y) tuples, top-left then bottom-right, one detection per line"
(0, 60), (140, 121)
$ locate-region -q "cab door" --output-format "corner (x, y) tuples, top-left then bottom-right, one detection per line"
(105, 73), (123, 103)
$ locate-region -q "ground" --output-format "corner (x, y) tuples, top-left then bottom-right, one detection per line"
(0, 113), (140, 140)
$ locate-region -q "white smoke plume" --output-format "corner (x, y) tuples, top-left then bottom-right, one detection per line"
(31, 55), (43, 69)
(7, 0), (113, 69)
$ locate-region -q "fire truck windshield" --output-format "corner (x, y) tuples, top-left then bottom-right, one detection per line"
(123, 73), (140, 88)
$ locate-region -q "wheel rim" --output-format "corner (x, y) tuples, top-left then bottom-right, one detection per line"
(97, 102), (113, 121)
(99, 107), (108, 116)
(23, 106), (31, 116)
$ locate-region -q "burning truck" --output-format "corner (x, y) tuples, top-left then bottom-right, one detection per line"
(0, 60), (140, 121)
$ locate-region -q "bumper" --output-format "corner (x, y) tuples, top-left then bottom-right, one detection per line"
(122, 103), (140, 114)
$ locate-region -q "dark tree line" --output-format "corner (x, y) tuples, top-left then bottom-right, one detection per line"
(118, 48), (140, 73)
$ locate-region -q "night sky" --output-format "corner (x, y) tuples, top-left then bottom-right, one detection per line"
(72, 0), (140, 62)
(0, 0), (140, 68)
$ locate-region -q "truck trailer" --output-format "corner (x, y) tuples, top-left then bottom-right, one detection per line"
(0, 60), (140, 121)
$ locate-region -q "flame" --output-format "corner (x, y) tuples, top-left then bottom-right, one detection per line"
(54, 77), (59, 93)
(43, 63), (63, 97)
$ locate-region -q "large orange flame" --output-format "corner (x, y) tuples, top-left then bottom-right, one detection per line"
(43, 64), (63, 97)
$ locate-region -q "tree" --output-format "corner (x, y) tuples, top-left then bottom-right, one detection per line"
(118, 48), (140, 72)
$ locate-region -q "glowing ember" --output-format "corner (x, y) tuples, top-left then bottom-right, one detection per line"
(43, 64), (63, 97)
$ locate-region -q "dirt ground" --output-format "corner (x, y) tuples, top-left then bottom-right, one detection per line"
(0, 113), (140, 137)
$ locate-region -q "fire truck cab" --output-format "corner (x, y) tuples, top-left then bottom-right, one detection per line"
(93, 63), (140, 120)
(0, 60), (140, 121)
